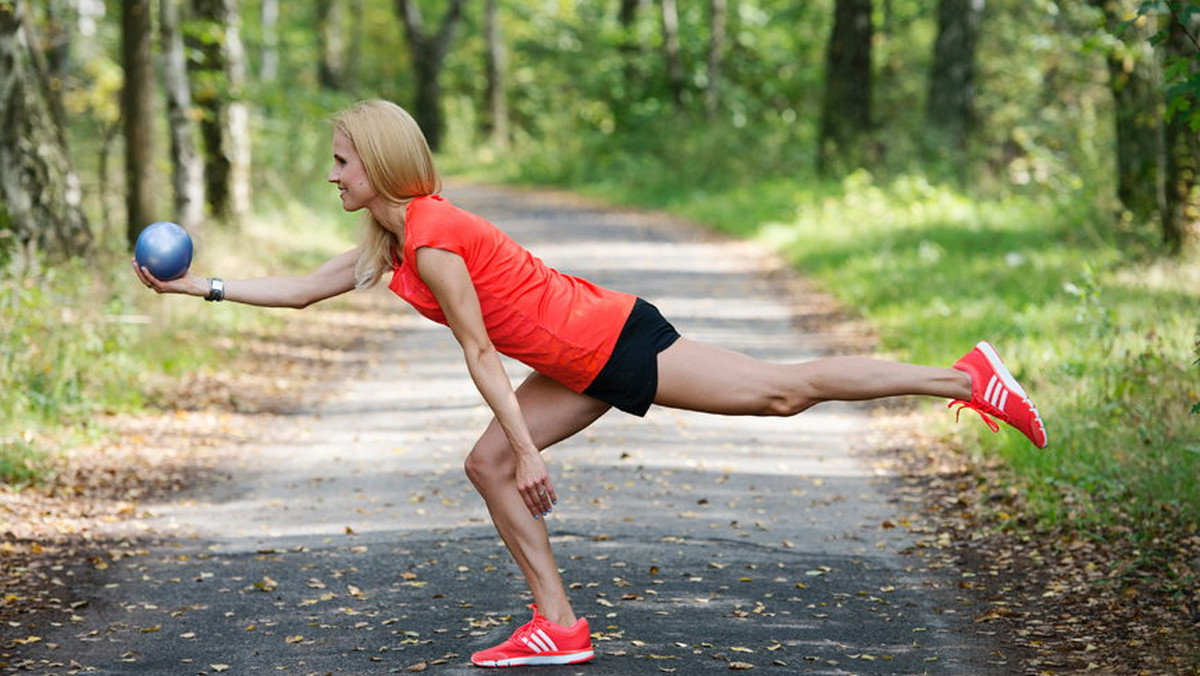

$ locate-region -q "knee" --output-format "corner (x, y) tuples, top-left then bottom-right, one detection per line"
(763, 391), (816, 417)
(464, 444), (511, 489)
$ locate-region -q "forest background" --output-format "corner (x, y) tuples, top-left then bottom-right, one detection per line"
(2, 0), (1200, 670)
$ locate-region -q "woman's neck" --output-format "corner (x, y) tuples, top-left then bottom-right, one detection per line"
(368, 198), (410, 237)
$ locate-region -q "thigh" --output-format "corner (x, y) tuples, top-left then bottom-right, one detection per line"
(654, 338), (803, 415)
(474, 372), (612, 458)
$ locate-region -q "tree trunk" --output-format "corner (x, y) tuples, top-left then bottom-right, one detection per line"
(260, 0), (279, 82)
(394, 0), (467, 152)
(705, 0), (727, 121)
(122, 0), (157, 246)
(925, 0), (984, 175)
(616, 0), (647, 119)
(0, 1), (90, 260)
(818, 0), (873, 176)
(188, 0), (251, 224)
(483, 0), (509, 149)
(659, 0), (684, 110)
(1089, 0), (1165, 237)
(1162, 9), (1199, 253)
(160, 0), (205, 227)
(317, 0), (346, 90)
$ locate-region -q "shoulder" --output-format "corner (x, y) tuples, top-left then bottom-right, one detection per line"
(407, 194), (461, 220)
(406, 195), (494, 252)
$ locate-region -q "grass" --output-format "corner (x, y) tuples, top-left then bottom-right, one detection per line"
(0, 200), (357, 484)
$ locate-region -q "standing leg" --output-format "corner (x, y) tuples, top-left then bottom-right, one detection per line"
(463, 372), (610, 628)
(654, 337), (971, 415)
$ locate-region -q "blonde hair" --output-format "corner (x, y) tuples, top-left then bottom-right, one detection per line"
(331, 100), (442, 288)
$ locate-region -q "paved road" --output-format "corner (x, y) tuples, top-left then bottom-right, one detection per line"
(10, 185), (1005, 675)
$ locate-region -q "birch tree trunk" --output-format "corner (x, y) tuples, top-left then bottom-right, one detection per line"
(0, 1), (90, 260)
(189, 0), (251, 224)
(260, 0), (279, 82)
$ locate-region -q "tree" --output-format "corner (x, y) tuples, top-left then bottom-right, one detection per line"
(659, 0), (684, 110)
(482, 0), (509, 149)
(189, 0), (251, 224)
(0, 0), (90, 260)
(1159, 3), (1199, 253)
(926, 0), (985, 176)
(706, 0), (727, 121)
(1093, 1), (1167, 237)
(818, 0), (874, 175)
(317, 0), (347, 90)
(394, 0), (467, 152)
(160, 0), (205, 227)
(122, 0), (157, 245)
(260, 0), (279, 82)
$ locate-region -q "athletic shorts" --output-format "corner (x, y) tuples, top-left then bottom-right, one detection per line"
(583, 298), (682, 416)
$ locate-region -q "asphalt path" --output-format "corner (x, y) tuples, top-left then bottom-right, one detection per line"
(11, 184), (1007, 675)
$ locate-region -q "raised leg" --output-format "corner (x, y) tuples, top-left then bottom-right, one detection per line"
(463, 372), (610, 628)
(654, 337), (971, 415)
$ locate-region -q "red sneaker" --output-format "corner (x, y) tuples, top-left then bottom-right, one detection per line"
(949, 341), (1048, 449)
(471, 605), (594, 668)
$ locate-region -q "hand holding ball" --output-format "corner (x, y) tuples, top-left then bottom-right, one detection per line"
(134, 222), (193, 280)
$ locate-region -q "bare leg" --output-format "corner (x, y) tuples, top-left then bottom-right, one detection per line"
(463, 373), (610, 628)
(655, 338), (971, 415)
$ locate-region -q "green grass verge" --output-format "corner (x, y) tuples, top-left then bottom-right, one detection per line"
(0, 201), (357, 484)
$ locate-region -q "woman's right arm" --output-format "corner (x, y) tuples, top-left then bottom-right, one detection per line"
(133, 247), (361, 309)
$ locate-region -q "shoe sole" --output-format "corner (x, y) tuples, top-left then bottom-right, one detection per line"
(473, 650), (595, 668)
(975, 341), (1048, 448)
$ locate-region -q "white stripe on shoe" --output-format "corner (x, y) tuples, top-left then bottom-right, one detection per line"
(984, 375), (1008, 411)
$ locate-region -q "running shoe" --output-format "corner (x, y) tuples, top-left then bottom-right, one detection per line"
(949, 340), (1048, 449)
(471, 605), (594, 668)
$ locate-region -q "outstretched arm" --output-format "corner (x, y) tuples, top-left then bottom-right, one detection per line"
(414, 246), (555, 518)
(133, 248), (360, 309)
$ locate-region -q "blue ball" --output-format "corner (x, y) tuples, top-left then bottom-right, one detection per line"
(134, 221), (193, 280)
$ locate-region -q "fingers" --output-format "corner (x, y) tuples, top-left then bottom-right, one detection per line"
(523, 480), (557, 520)
(131, 258), (162, 291)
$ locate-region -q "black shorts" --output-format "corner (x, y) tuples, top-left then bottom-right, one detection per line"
(583, 298), (682, 417)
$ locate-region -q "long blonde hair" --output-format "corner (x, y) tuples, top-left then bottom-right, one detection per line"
(331, 100), (442, 289)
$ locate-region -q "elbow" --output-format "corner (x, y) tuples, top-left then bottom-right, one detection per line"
(289, 285), (340, 309)
(464, 342), (500, 366)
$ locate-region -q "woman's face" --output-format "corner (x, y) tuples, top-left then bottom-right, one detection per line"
(327, 130), (378, 212)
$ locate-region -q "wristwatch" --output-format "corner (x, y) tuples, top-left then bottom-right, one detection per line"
(206, 278), (225, 302)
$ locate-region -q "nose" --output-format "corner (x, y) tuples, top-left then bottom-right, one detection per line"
(326, 165), (339, 183)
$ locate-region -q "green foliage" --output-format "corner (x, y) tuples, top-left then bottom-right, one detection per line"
(0, 255), (143, 481)
(1139, 0), (1200, 129)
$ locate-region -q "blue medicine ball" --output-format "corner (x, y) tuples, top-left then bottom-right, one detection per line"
(134, 222), (193, 280)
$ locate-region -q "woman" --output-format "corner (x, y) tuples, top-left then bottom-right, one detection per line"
(134, 99), (1047, 668)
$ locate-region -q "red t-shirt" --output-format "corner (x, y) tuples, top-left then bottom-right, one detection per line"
(388, 195), (636, 393)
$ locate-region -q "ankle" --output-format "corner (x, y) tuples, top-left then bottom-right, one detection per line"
(538, 604), (577, 628)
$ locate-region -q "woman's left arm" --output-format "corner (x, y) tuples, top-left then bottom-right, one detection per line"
(415, 246), (556, 518)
